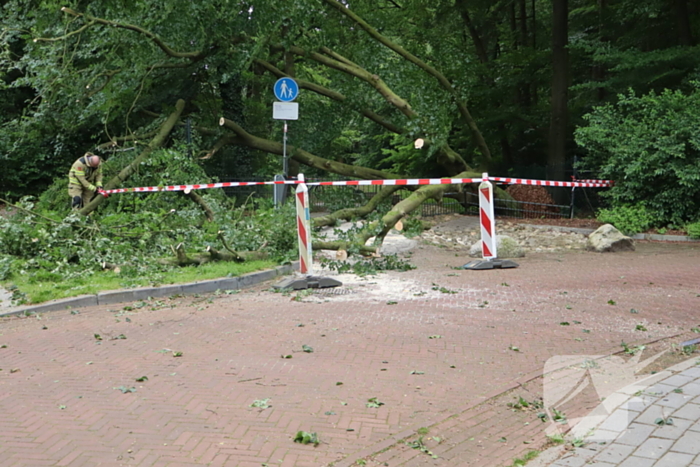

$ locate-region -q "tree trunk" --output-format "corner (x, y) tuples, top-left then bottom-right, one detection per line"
(593, 0), (607, 101)
(674, 0), (694, 46)
(79, 99), (186, 216)
(548, 0), (569, 203)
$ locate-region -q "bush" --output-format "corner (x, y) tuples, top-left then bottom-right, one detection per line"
(576, 86), (700, 226)
(687, 221), (700, 239)
(596, 204), (655, 235)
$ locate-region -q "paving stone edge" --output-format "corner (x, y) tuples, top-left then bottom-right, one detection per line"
(1, 263), (297, 318)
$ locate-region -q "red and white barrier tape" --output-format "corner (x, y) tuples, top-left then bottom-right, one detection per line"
(488, 177), (612, 188)
(102, 176), (612, 195)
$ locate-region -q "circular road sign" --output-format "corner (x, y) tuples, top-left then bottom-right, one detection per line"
(273, 77), (299, 102)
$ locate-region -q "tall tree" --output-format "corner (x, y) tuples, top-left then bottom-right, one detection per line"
(548, 0), (569, 200)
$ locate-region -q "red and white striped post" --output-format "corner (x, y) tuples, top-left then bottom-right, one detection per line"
(295, 173), (313, 275)
(463, 173), (518, 269)
(274, 174), (341, 290)
(479, 173), (497, 260)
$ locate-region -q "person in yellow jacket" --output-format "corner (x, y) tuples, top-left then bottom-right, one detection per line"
(68, 152), (108, 209)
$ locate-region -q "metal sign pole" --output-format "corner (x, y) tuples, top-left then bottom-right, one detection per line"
(283, 121), (288, 178)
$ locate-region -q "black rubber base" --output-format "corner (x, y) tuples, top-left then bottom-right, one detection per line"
(462, 259), (519, 270)
(273, 275), (343, 290)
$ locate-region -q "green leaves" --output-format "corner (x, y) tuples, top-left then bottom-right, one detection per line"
(406, 436), (438, 459)
(293, 431), (319, 446)
(366, 397), (385, 408)
(655, 417), (674, 426)
(250, 399), (271, 409)
(302, 345), (314, 353)
(576, 87), (700, 227)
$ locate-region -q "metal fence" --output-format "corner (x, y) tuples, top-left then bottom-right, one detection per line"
(307, 185), (573, 218)
(218, 178), (597, 219)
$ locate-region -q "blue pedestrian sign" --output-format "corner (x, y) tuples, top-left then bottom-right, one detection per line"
(273, 78), (299, 102)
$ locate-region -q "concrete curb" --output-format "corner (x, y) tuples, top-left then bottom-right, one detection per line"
(1, 263), (296, 318)
(522, 224), (700, 242)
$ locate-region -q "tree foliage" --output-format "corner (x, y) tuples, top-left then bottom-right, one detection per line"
(575, 86), (700, 226)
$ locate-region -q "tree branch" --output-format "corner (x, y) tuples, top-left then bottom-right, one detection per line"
(79, 99), (186, 215)
(277, 44), (418, 119)
(52, 7), (207, 60)
(33, 20), (96, 43)
(219, 117), (397, 180)
(254, 58), (404, 134)
(322, 0), (492, 162)
(312, 185), (402, 227)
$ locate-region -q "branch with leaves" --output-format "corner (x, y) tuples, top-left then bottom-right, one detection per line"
(322, 0), (491, 162)
(38, 8), (209, 61)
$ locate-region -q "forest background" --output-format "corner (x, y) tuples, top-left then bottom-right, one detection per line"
(1, 0), (700, 304)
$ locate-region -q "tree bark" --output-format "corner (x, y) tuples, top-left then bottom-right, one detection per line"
(79, 99), (186, 216)
(548, 0), (569, 203)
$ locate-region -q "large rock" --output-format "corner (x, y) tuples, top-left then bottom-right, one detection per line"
(586, 224), (635, 252)
(469, 235), (525, 258)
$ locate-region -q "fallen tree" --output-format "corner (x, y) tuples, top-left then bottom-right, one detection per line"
(32, 4), (518, 259)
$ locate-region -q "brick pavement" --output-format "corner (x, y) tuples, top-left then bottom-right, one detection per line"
(0, 240), (698, 467)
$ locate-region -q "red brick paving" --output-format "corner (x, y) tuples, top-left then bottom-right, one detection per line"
(0, 241), (699, 466)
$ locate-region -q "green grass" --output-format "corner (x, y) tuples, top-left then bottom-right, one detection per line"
(4, 260), (277, 305)
(508, 450), (540, 466)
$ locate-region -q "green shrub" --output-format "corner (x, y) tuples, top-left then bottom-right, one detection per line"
(576, 86), (700, 226)
(687, 221), (700, 239)
(596, 204), (655, 235)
